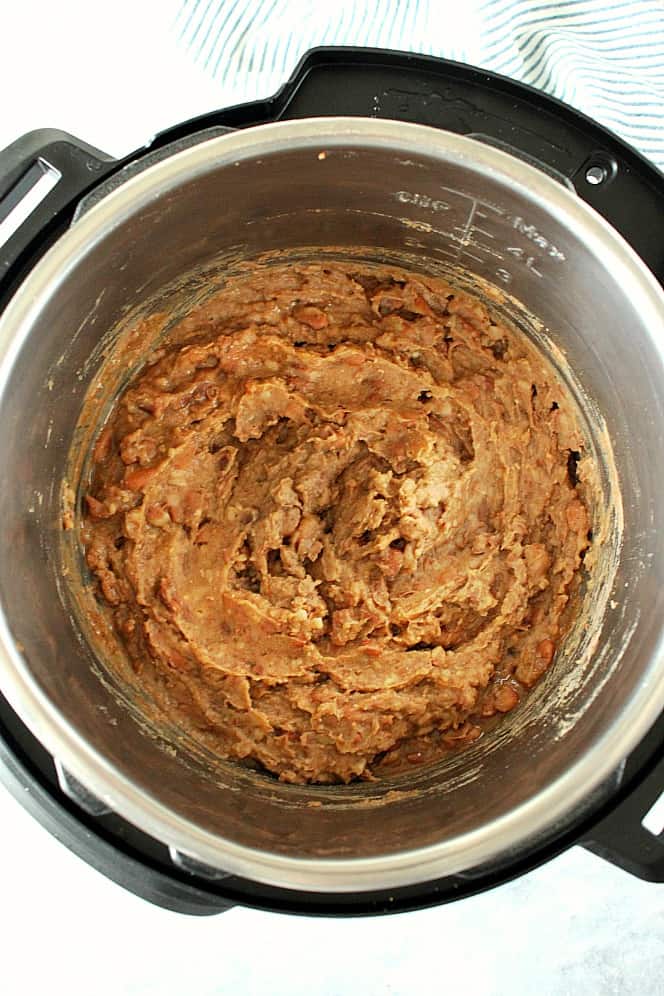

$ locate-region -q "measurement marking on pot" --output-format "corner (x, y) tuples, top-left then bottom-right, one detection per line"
(395, 187), (566, 283)
(459, 249), (486, 264)
(508, 216), (566, 260)
(449, 203), (508, 266)
(395, 190), (450, 212)
(460, 199), (478, 246)
(506, 247), (543, 277)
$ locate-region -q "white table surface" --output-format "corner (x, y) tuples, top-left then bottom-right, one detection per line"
(1, 4), (662, 993)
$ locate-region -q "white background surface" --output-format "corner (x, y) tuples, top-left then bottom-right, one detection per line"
(1, 3), (663, 993)
(2, 779), (663, 995)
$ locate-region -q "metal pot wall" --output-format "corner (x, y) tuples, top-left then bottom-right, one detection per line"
(0, 117), (662, 899)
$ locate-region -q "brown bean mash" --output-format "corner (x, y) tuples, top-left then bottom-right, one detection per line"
(82, 263), (592, 783)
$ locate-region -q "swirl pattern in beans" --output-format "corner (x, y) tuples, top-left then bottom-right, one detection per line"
(82, 263), (592, 783)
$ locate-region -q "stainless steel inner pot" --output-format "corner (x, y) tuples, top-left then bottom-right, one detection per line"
(0, 119), (663, 894)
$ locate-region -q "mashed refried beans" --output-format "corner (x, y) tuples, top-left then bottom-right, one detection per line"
(82, 262), (592, 783)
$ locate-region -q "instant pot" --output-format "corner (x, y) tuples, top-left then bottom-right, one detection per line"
(0, 48), (662, 916)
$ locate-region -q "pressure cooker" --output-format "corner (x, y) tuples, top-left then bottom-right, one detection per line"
(0, 48), (662, 915)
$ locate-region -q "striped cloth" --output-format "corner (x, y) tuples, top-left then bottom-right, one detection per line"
(175, 0), (664, 171)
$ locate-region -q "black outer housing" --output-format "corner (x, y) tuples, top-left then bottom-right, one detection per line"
(0, 47), (662, 916)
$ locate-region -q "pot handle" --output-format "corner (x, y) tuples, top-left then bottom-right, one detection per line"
(581, 747), (664, 882)
(0, 130), (118, 286)
(0, 124), (238, 291)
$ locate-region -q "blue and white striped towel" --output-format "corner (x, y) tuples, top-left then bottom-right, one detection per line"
(175, 0), (664, 171)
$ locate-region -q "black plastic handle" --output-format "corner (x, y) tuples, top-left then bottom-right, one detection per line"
(0, 130), (119, 287)
(0, 124), (238, 300)
(580, 714), (664, 882)
(583, 774), (664, 882)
